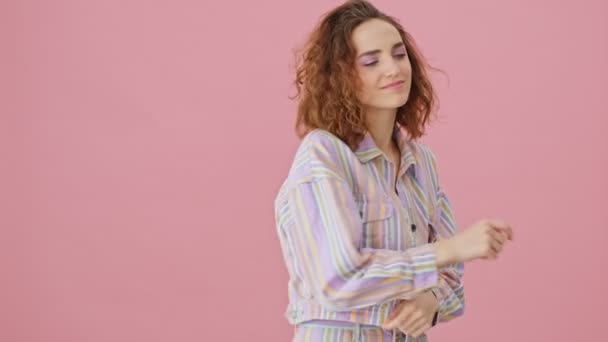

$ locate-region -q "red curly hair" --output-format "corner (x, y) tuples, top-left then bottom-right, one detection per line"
(292, 0), (441, 150)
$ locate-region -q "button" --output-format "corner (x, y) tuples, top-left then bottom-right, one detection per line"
(411, 224), (417, 232)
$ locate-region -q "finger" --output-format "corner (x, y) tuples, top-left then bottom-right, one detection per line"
(383, 301), (407, 327)
(398, 311), (422, 332)
(490, 228), (510, 250)
(487, 219), (509, 230)
(498, 225), (513, 241)
(402, 315), (426, 334)
(490, 238), (503, 255)
(489, 220), (513, 240)
(383, 307), (413, 329)
(492, 229), (507, 244)
(400, 314), (429, 338)
(507, 225), (514, 241)
(383, 318), (398, 329)
(489, 230), (505, 248)
(387, 306), (399, 321)
(383, 312), (400, 329)
(410, 322), (432, 338)
(395, 310), (415, 330)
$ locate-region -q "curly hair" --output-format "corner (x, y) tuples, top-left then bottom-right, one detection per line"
(292, 0), (441, 150)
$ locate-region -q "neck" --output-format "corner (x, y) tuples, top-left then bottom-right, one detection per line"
(364, 107), (398, 155)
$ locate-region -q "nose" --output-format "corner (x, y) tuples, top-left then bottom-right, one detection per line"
(383, 58), (399, 77)
(382, 58), (400, 78)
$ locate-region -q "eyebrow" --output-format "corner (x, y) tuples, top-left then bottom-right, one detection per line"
(357, 42), (406, 59)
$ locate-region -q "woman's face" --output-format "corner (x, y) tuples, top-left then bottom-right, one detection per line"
(352, 19), (412, 111)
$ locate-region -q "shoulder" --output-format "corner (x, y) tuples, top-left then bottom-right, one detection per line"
(288, 129), (354, 183)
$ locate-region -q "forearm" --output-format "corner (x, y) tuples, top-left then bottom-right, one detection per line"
(300, 244), (442, 311)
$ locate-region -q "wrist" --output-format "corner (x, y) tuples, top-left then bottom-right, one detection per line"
(433, 239), (459, 266)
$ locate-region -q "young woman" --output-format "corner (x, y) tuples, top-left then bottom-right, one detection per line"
(274, 1), (513, 341)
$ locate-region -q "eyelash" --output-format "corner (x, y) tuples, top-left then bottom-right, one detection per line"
(363, 53), (407, 67)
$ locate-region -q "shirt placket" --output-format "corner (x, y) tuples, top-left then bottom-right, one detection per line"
(383, 158), (417, 249)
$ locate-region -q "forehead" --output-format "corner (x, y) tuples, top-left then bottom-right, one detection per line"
(351, 18), (403, 52)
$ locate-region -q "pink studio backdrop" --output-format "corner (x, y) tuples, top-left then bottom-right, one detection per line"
(2, 0), (607, 341)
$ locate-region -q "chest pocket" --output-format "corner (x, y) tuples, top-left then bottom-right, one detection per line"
(354, 194), (395, 249)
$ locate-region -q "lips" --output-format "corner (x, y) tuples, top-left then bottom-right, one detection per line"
(381, 80), (405, 89)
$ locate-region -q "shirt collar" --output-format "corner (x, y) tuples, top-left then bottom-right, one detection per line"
(354, 124), (417, 178)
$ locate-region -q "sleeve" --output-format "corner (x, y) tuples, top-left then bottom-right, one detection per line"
(285, 175), (440, 311)
(429, 186), (466, 323)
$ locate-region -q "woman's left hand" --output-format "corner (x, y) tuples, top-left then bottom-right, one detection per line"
(382, 291), (439, 338)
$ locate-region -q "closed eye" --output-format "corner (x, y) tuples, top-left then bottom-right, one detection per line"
(362, 54), (407, 67)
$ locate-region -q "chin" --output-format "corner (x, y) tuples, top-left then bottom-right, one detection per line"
(376, 95), (409, 109)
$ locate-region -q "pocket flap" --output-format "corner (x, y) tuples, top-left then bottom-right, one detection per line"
(355, 195), (394, 222)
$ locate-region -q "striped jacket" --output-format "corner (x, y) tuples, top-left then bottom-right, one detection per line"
(274, 126), (465, 327)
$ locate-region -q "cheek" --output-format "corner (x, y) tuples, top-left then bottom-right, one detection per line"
(357, 71), (379, 102)
(399, 61), (412, 79)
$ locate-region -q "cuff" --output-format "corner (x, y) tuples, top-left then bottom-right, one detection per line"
(408, 244), (440, 291)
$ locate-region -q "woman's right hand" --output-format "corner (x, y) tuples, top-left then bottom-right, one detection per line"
(433, 219), (514, 266)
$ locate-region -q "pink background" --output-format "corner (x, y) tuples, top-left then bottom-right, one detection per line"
(2, 0), (607, 341)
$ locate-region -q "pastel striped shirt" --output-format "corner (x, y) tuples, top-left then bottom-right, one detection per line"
(274, 125), (465, 327)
